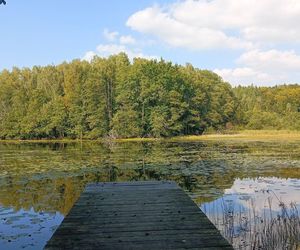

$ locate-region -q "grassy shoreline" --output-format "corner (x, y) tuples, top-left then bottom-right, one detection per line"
(1, 130), (300, 143)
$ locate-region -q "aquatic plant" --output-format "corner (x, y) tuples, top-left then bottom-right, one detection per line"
(209, 192), (300, 249)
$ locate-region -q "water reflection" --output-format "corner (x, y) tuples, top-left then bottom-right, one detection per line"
(227, 177), (300, 211)
(202, 177), (300, 249)
(0, 208), (63, 250)
(0, 140), (299, 249)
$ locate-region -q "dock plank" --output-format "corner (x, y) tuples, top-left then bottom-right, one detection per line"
(44, 181), (232, 249)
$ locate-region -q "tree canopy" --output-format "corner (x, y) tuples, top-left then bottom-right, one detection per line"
(233, 85), (300, 130)
(0, 53), (299, 139)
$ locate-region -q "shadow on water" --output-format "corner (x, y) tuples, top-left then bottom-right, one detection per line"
(0, 140), (300, 249)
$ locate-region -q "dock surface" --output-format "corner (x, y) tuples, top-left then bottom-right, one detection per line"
(45, 181), (233, 249)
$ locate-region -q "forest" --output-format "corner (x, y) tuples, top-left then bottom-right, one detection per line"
(0, 53), (300, 139)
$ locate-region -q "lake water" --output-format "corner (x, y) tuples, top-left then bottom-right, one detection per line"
(0, 139), (299, 249)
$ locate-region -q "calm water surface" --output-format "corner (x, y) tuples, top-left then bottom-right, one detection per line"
(0, 140), (299, 249)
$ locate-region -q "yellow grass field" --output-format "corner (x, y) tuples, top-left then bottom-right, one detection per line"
(115, 131), (300, 142)
(1, 130), (300, 143)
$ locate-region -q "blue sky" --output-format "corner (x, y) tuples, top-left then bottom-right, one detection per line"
(1, 0), (300, 86)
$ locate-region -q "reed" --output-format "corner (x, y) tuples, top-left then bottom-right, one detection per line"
(205, 192), (300, 249)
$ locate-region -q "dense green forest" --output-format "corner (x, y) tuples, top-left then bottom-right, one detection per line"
(0, 53), (299, 139)
(234, 85), (300, 130)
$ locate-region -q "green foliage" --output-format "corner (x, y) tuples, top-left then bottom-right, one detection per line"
(112, 105), (142, 138)
(234, 85), (300, 130)
(1, 53), (299, 139)
(149, 106), (169, 137)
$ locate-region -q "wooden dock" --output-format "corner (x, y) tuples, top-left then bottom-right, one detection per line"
(44, 181), (233, 250)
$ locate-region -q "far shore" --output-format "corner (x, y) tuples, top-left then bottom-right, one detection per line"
(1, 130), (300, 143)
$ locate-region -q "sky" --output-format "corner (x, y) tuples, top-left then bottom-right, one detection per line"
(1, 0), (300, 86)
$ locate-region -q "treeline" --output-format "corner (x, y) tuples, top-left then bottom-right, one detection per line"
(234, 85), (300, 130)
(0, 53), (236, 139)
(0, 53), (299, 139)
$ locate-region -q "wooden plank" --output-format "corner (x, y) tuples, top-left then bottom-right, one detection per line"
(85, 181), (178, 191)
(44, 181), (233, 250)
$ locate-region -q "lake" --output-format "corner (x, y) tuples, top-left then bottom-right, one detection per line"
(0, 139), (300, 249)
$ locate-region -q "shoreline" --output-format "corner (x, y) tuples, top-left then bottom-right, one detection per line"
(1, 130), (300, 143)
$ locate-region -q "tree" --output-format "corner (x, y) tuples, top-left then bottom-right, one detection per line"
(1, 53), (299, 139)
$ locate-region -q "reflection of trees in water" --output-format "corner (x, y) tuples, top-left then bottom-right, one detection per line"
(131, 158), (237, 204)
(181, 175), (198, 192)
(205, 197), (300, 250)
(0, 176), (83, 215)
(0, 169), (118, 215)
(104, 165), (119, 182)
(1, 140), (299, 214)
(0, 159), (236, 214)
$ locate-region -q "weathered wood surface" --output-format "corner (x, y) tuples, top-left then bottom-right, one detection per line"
(44, 181), (233, 250)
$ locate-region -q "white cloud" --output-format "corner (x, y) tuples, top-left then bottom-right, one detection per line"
(97, 44), (157, 60)
(127, 0), (300, 49)
(225, 177), (300, 212)
(120, 35), (136, 45)
(103, 29), (119, 41)
(82, 44), (157, 62)
(86, 1), (300, 86)
(238, 49), (300, 71)
(215, 49), (300, 86)
(83, 28), (157, 62)
(82, 51), (96, 62)
(214, 67), (272, 86)
(96, 44), (127, 56)
(127, 6), (252, 50)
